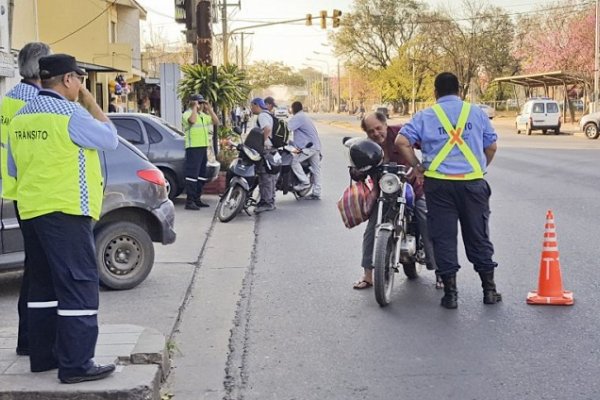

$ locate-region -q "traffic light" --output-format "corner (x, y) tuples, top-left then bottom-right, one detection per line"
(332, 9), (342, 28)
(320, 10), (327, 29)
(306, 13), (312, 26)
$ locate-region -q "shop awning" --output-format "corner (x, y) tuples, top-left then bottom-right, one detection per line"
(77, 61), (126, 74)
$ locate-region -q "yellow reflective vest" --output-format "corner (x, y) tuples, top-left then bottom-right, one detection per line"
(10, 95), (103, 220)
(182, 110), (211, 148)
(424, 102), (484, 180)
(0, 82), (39, 199)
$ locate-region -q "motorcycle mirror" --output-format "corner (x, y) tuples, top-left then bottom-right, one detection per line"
(342, 136), (353, 145)
(232, 126), (243, 135)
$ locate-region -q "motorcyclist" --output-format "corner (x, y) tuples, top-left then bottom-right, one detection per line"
(351, 112), (440, 290)
(287, 101), (322, 200)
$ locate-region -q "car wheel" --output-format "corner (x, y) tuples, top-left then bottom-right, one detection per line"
(160, 170), (179, 200)
(516, 123), (520, 134)
(583, 122), (599, 139)
(542, 129), (547, 135)
(95, 221), (154, 290)
(554, 125), (560, 135)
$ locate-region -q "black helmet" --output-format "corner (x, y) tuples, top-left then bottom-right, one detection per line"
(349, 138), (383, 171)
(263, 151), (282, 174)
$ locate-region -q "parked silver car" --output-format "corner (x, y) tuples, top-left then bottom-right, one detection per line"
(0, 137), (176, 290)
(108, 113), (220, 200)
(579, 112), (600, 139)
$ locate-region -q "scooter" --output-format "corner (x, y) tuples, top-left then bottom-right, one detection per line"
(276, 141), (314, 199)
(216, 128), (263, 223)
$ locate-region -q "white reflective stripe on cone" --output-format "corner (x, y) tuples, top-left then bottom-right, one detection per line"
(28, 301), (58, 308)
(57, 309), (98, 316)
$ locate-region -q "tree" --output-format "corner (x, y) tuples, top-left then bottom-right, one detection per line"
(330, 0), (425, 69)
(513, 1), (594, 79)
(178, 64), (251, 111)
(246, 61), (305, 90)
(419, 0), (518, 99)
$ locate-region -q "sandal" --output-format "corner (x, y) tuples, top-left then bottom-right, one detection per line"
(435, 273), (444, 290)
(353, 279), (373, 290)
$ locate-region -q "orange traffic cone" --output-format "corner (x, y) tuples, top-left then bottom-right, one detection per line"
(527, 210), (574, 305)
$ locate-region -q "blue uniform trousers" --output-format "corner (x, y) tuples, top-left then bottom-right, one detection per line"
(424, 178), (497, 276)
(21, 212), (99, 378)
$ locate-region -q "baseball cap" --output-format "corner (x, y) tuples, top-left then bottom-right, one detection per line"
(39, 54), (86, 79)
(251, 97), (268, 110)
(264, 96), (277, 107)
(190, 94), (207, 103)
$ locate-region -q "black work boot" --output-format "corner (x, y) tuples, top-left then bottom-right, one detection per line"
(185, 199), (200, 210)
(440, 273), (458, 309)
(195, 198), (210, 208)
(479, 270), (502, 304)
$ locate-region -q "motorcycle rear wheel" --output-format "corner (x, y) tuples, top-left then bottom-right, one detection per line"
(217, 185), (246, 223)
(373, 229), (395, 307)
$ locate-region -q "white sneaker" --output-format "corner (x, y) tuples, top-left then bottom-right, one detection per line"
(293, 183), (311, 192)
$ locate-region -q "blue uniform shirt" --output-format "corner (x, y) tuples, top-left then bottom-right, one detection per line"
(400, 95), (497, 175)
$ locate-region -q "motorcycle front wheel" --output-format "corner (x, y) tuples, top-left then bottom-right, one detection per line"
(217, 185), (247, 223)
(373, 229), (395, 307)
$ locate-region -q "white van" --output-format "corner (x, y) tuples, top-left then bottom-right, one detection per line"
(515, 98), (561, 135)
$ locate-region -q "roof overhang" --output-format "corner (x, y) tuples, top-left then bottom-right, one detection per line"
(77, 61), (127, 73)
(112, 0), (147, 19)
(493, 71), (587, 88)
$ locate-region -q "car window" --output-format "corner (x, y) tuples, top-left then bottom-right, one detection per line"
(143, 122), (163, 144)
(532, 103), (544, 113)
(112, 119), (144, 144)
(546, 103), (559, 113)
(149, 116), (185, 138)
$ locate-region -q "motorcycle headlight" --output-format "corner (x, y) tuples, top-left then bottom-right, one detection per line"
(379, 173), (401, 194)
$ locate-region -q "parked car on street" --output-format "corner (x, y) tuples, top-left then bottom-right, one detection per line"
(274, 106), (289, 118)
(476, 104), (496, 119)
(515, 97), (561, 135)
(579, 111), (600, 139)
(0, 137), (177, 290)
(375, 106), (390, 119)
(108, 113), (220, 200)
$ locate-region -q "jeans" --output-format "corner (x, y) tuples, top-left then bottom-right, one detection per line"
(361, 197), (436, 270)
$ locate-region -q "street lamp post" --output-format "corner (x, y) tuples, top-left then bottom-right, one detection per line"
(314, 51), (342, 113)
(307, 57), (331, 111)
(302, 63), (324, 111)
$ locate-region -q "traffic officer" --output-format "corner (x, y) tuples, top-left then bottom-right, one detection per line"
(181, 94), (219, 210)
(396, 72), (501, 309)
(7, 53), (119, 383)
(0, 42), (51, 357)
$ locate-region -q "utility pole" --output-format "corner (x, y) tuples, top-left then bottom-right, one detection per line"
(221, 0), (228, 65)
(594, 0), (599, 112)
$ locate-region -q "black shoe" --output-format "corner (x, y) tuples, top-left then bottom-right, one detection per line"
(60, 363), (116, 384)
(479, 271), (502, 304)
(195, 199), (210, 208)
(440, 273), (458, 309)
(185, 202), (201, 210)
(16, 347), (29, 356)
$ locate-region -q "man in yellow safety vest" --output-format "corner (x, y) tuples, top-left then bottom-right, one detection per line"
(396, 72), (501, 310)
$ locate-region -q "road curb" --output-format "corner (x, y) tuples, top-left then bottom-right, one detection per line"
(0, 324), (168, 400)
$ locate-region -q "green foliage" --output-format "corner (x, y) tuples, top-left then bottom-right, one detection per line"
(246, 61), (306, 89)
(178, 64), (251, 110)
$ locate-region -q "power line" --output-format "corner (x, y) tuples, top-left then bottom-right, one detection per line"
(50, 0), (119, 45)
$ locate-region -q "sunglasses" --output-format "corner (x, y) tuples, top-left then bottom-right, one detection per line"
(69, 73), (85, 83)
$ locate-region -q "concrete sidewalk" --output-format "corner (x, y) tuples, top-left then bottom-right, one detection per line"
(0, 194), (224, 400)
(0, 324), (167, 400)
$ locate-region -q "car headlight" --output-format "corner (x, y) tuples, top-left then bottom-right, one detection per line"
(379, 173), (401, 194)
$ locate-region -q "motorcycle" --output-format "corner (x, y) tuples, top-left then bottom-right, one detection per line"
(216, 128), (263, 223)
(276, 141), (314, 199)
(371, 162), (426, 306)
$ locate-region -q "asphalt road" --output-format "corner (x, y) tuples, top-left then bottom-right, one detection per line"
(1, 113), (600, 399)
(225, 114), (600, 400)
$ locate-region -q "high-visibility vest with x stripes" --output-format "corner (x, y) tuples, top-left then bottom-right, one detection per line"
(424, 102), (484, 180)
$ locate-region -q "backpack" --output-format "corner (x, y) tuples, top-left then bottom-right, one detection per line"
(258, 112), (289, 148)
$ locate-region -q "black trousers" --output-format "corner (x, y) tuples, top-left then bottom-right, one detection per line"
(21, 213), (99, 378)
(14, 201), (28, 352)
(184, 147), (208, 202)
(424, 178), (497, 276)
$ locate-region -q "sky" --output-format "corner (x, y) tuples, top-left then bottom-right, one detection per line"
(137, 0), (561, 72)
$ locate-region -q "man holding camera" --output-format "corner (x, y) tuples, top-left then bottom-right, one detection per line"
(182, 94), (219, 210)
